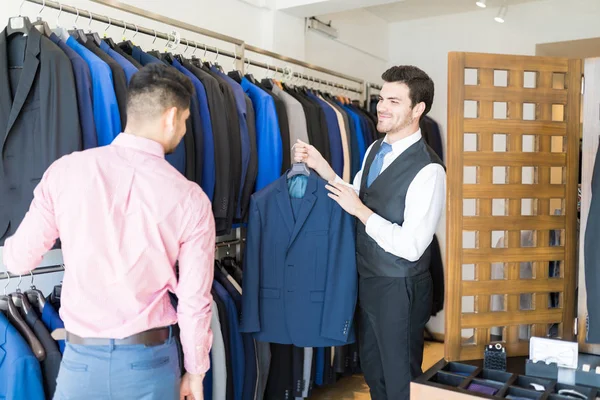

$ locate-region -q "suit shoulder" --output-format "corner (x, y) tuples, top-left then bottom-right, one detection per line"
(40, 36), (70, 62)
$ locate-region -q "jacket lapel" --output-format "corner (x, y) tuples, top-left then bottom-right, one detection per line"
(275, 177), (295, 236)
(0, 29), (12, 153)
(289, 176), (318, 246)
(2, 28), (41, 151)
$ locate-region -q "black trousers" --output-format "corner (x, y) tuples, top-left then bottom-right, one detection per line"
(358, 271), (433, 400)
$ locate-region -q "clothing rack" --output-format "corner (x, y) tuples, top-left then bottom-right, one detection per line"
(0, 265), (65, 281)
(23, 0), (242, 62)
(89, 0), (365, 94)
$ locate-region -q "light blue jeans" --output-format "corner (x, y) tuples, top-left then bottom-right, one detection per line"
(53, 334), (180, 400)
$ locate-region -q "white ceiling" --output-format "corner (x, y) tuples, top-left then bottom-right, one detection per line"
(276, 0), (405, 18)
(365, 0), (544, 22)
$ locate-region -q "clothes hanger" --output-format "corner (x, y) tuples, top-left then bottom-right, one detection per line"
(53, 2), (69, 42)
(227, 47), (243, 83)
(0, 273), (46, 361)
(10, 274), (34, 315)
(25, 271), (46, 314)
(260, 63), (274, 90)
(118, 21), (135, 54)
(84, 12), (101, 46)
(7, 0), (33, 37)
(68, 7), (87, 44)
(287, 144), (310, 178)
(101, 16), (117, 49)
(244, 58), (257, 84)
(32, 0), (52, 37)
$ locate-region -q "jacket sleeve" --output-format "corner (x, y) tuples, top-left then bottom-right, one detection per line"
(240, 196), (262, 333)
(320, 204), (358, 342)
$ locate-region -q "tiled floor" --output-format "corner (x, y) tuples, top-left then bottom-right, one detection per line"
(310, 341), (445, 399)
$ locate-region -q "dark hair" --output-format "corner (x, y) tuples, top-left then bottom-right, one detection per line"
(126, 63), (194, 118)
(382, 66), (434, 117)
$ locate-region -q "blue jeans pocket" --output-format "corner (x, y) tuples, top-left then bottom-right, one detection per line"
(130, 356), (170, 370)
(61, 359), (89, 372)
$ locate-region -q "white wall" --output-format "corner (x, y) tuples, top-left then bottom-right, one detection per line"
(305, 8), (389, 85)
(388, 0), (600, 334)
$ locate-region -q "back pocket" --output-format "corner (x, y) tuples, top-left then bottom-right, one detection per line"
(131, 356), (170, 371)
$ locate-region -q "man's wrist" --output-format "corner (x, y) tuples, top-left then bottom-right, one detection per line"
(317, 159), (336, 182)
(355, 204), (374, 225)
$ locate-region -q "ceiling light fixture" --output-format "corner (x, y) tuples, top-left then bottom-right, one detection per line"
(476, 0), (487, 8)
(495, 5), (507, 23)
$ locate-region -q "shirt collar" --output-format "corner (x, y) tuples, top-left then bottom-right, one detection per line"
(112, 132), (165, 158)
(384, 129), (422, 155)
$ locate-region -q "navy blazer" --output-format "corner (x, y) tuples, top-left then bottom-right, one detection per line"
(214, 267), (257, 400)
(0, 312), (45, 400)
(48, 33), (97, 150)
(241, 172), (358, 347)
(213, 281), (245, 400)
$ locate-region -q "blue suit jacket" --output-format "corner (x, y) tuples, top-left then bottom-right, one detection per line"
(66, 36), (121, 147)
(343, 105), (367, 163)
(241, 78), (282, 192)
(41, 302), (65, 353)
(241, 172), (358, 346)
(49, 33), (97, 150)
(213, 280), (245, 400)
(0, 312), (45, 400)
(99, 40), (138, 83)
(214, 268), (257, 400)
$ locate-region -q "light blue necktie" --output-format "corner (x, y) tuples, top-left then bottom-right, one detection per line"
(366, 142), (393, 188)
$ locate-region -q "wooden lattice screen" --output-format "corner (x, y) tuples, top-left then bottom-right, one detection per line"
(445, 52), (581, 361)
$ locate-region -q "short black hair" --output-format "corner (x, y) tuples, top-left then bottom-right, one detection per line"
(127, 63), (194, 119)
(382, 66), (434, 117)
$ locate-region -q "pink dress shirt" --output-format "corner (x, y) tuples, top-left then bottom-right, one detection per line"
(2, 133), (215, 375)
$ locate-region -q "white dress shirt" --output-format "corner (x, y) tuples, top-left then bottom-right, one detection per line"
(335, 129), (446, 262)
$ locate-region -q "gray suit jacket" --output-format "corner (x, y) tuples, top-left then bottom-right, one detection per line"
(0, 27), (82, 245)
(272, 85), (309, 163)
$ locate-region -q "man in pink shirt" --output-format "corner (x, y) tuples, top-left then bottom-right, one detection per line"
(3, 63), (214, 400)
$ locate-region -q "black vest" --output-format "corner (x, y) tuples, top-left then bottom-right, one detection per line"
(357, 138), (444, 278)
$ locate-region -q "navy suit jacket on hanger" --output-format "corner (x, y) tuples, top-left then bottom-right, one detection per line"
(241, 172), (358, 347)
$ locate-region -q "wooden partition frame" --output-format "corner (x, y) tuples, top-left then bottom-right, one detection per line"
(445, 52), (582, 361)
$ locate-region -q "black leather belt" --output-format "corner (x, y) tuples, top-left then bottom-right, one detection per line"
(66, 327), (171, 347)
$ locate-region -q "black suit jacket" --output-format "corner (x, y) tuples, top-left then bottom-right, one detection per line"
(104, 39), (143, 69)
(205, 66), (241, 235)
(24, 308), (61, 399)
(242, 96), (258, 222)
(0, 28), (82, 245)
(81, 39), (128, 128)
(181, 61), (232, 228)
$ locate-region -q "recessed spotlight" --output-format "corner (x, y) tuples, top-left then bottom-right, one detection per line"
(495, 5), (507, 23)
(476, 0), (487, 8)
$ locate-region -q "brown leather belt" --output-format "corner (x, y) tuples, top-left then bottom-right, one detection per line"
(66, 327), (171, 347)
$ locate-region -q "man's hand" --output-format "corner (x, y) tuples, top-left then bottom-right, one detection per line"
(293, 140), (336, 182)
(325, 181), (373, 224)
(180, 372), (205, 400)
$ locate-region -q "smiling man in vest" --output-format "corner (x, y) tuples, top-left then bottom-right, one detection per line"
(293, 65), (446, 400)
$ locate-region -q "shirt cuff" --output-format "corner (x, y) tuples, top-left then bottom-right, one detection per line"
(365, 213), (388, 240)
